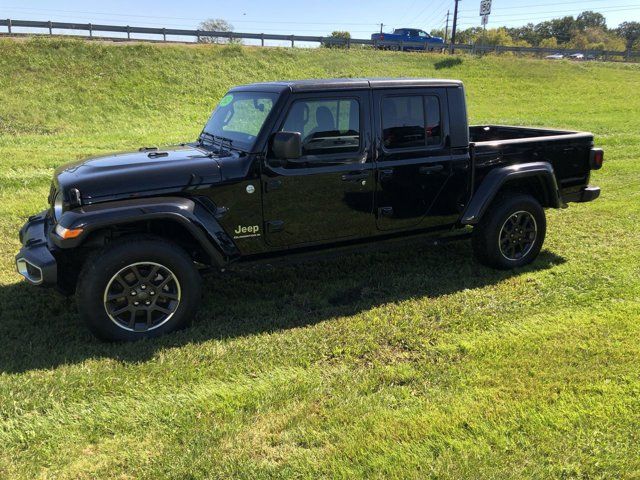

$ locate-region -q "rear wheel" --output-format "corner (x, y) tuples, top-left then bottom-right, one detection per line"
(472, 194), (546, 269)
(76, 236), (202, 341)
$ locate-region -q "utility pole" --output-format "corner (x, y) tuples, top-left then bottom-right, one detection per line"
(450, 0), (460, 54)
(444, 10), (450, 44)
(380, 23), (384, 34)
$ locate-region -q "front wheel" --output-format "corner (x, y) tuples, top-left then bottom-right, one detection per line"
(472, 194), (546, 269)
(76, 236), (202, 341)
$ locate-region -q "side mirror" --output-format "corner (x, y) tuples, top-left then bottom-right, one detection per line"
(271, 131), (302, 160)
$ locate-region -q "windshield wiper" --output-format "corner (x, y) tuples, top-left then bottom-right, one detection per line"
(198, 132), (235, 154)
(213, 135), (234, 152)
(198, 131), (217, 146)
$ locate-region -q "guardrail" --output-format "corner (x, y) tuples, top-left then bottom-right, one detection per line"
(1, 19), (638, 61)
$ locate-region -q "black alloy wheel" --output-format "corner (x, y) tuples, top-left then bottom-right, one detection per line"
(103, 262), (181, 333)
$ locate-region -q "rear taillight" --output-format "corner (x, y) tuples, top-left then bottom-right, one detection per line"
(590, 148), (604, 170)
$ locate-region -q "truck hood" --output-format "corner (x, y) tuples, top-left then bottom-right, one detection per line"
(54, 145), (225, 203)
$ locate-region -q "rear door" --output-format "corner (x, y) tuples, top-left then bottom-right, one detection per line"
(373, 88), (454, 231)
(261, 90), (375, 247)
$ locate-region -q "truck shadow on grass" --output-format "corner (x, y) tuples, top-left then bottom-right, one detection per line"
(0, 242), (566, 373)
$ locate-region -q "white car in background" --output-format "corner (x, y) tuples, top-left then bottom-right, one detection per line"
(545, 53), (564, 60)
(569, 53), (585, 60)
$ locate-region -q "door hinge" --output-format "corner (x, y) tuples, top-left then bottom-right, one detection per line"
(266, 220), (284, 233)
(379, 169), (394, 182)
(266, 179), (283, 192)
(378, 207), (394, 217)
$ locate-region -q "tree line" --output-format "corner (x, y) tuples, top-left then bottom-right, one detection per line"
(197, 14), (640, 52)
(430, 12), (640, 52)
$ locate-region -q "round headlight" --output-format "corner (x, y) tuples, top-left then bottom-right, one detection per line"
(53, 192), (64, 221)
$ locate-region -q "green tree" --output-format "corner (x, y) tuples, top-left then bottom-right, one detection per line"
(576, 11), (607, 31)
(539, 37), (559, 49)
(430, 28), (446, 40)
(323, 31), (351, 48)
(507, 23), (539, 46)
(535, 16), (576, 44)
(198, 18), (241, 44)
(617, 21), (640, 50)
(570, 27), (626, 51)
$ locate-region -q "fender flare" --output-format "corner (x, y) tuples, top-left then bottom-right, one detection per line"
(52, 196), (238, 266)
(460, 162), (561, 225)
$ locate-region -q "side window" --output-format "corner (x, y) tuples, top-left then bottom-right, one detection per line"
(425, 96), (442, 146)
(382, 95), (443, 149)
(382, 96), (425, 149)
(282, 98), (360, 156)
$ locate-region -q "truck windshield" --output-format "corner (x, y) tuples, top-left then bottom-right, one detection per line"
(202, 91), (278, 151)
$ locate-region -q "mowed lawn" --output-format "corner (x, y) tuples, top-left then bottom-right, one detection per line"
(0, 38), (639, 479)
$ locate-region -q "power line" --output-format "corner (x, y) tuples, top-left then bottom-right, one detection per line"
(416, 0), (451, 27)
(396, 0), (422, 25)
(459, 4), (640, 20)
(0, 13), (380, 34)
(423, 4), (454, 30)
(413, 0), (449, 26)
(479, 0), (626, 10)
(0, 5), (381, 27)
(456, 6), (640, 27)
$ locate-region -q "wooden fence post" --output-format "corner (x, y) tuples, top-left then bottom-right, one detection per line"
(126, 25), (130, 40)
(162, 28), (166, 42)
(89, 23), (93, 38)
(7, 18), (11, 34)
(291, 35), (294, 48)
(48, 21), (52, 35)
(260, 33), (264, 47)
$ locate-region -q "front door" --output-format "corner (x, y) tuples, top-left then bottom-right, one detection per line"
(373, 88), (454, 231)
(262, 91), (375, 247)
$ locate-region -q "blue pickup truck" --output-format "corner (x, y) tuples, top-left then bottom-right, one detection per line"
(371, 28), (445, 51)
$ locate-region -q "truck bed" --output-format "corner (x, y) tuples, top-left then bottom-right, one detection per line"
(470, 125), (589, 143)
(469, 125), (596, 198)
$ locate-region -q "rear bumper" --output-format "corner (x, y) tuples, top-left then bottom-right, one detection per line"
(15, 211), (58, 286)
(563, 185), (601, 204)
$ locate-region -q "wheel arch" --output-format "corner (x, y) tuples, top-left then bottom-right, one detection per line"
(460, 162), (561, 226)
(53, 196), (238, 268)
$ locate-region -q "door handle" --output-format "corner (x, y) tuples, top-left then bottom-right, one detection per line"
(419, 164), (444, 174)
(341, 172), (369, 182)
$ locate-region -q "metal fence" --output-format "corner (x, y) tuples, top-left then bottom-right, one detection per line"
(1, 19), (638, 62)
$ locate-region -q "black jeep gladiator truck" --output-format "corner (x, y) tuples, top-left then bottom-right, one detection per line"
(16, 78), (603, 341)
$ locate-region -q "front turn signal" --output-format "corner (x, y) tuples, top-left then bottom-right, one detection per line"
(55, 224), (84, 239)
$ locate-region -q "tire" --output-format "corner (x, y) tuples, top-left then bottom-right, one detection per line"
(76, 236), (202, 341)
(472, 194), (546, 270)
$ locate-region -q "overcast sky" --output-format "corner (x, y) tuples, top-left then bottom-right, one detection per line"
(2, 0), (638, 38)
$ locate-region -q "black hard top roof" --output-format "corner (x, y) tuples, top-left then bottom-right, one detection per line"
(232, 78), (463, 93)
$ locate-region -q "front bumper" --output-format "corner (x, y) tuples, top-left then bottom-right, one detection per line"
(15, 210), (58, 286)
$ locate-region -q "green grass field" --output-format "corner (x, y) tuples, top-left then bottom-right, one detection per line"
(0, 38), (639, 479)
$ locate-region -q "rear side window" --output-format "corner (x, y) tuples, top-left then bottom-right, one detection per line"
(282, 98), (360, 156)
(382, 95), (442, 149)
